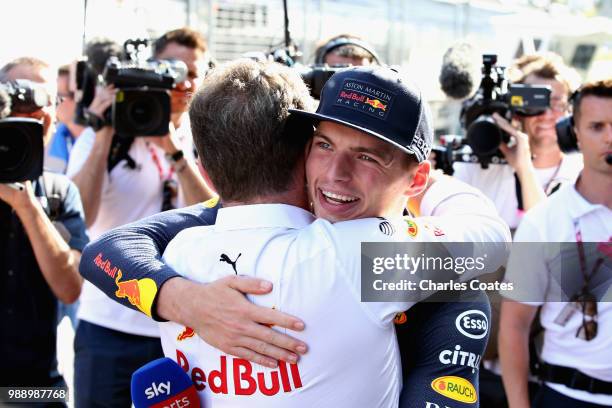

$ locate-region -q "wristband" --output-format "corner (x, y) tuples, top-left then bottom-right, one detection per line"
(166, 149), (184, 165)
(84, 108), (106, 131)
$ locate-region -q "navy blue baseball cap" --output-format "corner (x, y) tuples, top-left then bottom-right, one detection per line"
(289, 65), (433, 163)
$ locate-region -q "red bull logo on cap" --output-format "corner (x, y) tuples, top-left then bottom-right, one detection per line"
(365, 98), (387, 111)
(115, 270), (157, 317)
(335, 79), (394, 120)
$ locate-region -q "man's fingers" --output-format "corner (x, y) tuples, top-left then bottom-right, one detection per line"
(227, 346), (278, 369)
(244, 321), (308, 355)
(246, 303), (305, 332)
(492, 113), (516, 134)
(238, 336), (300, 365)
(226, 275), (274, 294)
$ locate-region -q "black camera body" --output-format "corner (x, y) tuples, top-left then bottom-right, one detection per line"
(103, 57), (184, 136)
(0, 118), (44, 183)
(75, 39), (186, 137)
(299, 65), (345, 99)
(0, 81), (47, 183)
(435, 55), (552, 173)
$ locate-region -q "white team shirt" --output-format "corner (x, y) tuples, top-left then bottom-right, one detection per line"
(160, 179), (510, 407)
(67, 119), (194, 337)
(453, 154), (583, 229)
(502, 182), (612, 405)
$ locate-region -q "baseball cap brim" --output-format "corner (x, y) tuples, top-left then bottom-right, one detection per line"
(289, 108), (421, 160)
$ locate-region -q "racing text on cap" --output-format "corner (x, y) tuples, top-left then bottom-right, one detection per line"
(334, 79), (395, 120)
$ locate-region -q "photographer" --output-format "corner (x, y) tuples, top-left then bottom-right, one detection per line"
(453, 53), (583, 231)
(45, 64), (87, 174)
(314, 33), (379, 66)
(65, 28), (214, 407)
(0, 57), (87, 391)
(499, 78), (612, 408)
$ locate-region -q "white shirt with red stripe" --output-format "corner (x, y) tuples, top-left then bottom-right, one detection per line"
(159, 179), (510, 407)
(502, 182), (612, 405)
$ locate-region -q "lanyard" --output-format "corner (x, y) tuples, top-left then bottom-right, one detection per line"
(148, 144), (174, 181)
(573, 220), (605, 284)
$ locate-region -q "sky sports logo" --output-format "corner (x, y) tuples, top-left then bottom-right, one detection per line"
(335, 79), (394, 120)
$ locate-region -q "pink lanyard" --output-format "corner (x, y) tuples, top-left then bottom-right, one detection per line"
(148, 145), (174, 181)
(573, 220), (606, 283)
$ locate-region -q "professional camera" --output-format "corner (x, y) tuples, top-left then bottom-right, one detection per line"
(435, 54), (552, 173)
(76, 39), (187, 136)
(0, 81), (46, 182)
(299, 64), (346, 99)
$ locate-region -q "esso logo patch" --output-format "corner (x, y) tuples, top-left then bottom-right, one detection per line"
(455, 310), (488, 339)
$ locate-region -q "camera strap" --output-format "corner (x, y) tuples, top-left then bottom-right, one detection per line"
(37, 173), (65, 222)
(107, 134), (137, 173)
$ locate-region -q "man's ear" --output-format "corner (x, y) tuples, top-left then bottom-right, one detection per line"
(405, 161), (430, 197)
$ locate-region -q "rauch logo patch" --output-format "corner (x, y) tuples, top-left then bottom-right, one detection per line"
(431, 376), (477, 404)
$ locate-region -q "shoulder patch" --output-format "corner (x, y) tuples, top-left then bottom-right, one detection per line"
(377, 217), (396, 236)
(202, 196), (220, 208)
(403, 217), (419, 237)
(424, 223), (446, 237)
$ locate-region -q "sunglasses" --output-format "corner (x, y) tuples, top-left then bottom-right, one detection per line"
(574, 289), (598, 341)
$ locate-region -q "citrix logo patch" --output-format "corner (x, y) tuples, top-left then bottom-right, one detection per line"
(438, 344), (481, 373)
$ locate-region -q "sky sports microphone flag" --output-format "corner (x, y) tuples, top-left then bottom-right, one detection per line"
(131, 357), (201, 408)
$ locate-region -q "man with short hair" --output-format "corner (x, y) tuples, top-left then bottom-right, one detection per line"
(314, 33), (379, 66)
(0, 57), (87, 392)
(45, 64), (86, 174)
(499, 79), (612, 408)
(66, 28), (214, 407)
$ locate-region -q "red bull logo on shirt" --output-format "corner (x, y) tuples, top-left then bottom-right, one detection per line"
(177, 327), (196, 341)
(94, 252), (119, 279)
(176, 349), (303, 396)
(114, 270), (157, 317)
(431, 376), (477, 403)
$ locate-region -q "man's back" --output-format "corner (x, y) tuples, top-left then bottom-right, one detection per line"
(160, 204), (412, 407)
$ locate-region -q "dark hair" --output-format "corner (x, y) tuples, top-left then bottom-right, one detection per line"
(314, 34), (377, 64)
(153, 27), (207, 57)
(189, 59), (315, 202)
(85, 38), (123, 76)
(573, 79), (612, 125)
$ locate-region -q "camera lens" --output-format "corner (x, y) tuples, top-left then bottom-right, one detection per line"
(467, 115), (504, 156)
(0, 126), (29, 171)
(126, 96), (162, 133)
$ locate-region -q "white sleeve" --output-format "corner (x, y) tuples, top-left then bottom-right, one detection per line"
(501, 216), (550, 306)
(66, 127), (96, 178)
(415, 176), (511, 281)
(451, 162), (474, 184)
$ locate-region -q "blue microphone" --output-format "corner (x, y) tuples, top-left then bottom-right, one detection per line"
(131, 357), (201, 408)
